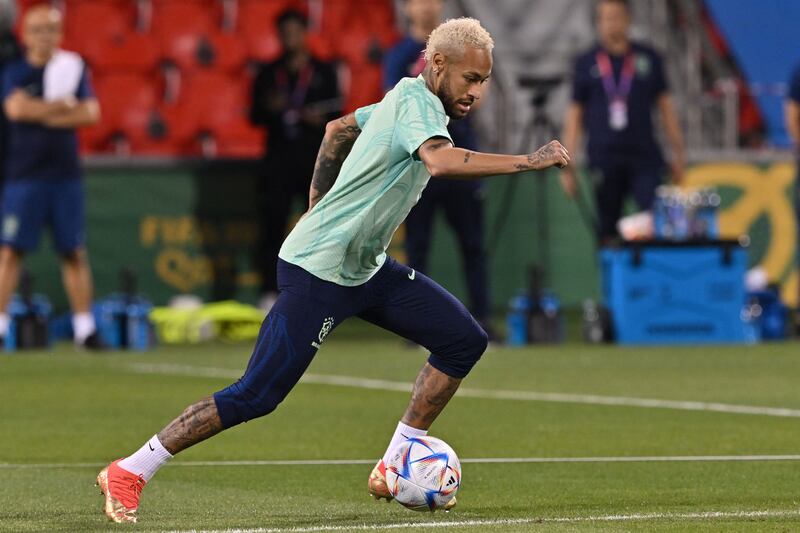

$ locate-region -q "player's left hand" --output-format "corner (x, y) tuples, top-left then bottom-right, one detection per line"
(531, 140), (570, 170)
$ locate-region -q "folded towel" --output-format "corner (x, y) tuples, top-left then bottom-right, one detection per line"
(43, 49), (84, 101)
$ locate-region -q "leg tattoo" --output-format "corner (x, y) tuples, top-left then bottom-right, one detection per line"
(157, 396), (223, 455)
(401, 363), (462, 430)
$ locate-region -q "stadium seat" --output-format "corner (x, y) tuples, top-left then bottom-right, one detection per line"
(162, 29), (247, 73)
(80, 31), (161, 75)
(211, 119), (265, 158)
(235, 0), (299, 61)
(344, 65), (383, 112)
(177, 72), (263, 157)
(62, 1), (136, 52)
(133, 104), (203, 155)
(150, 0), (219, 34)
(87, 74), (162, 152)
(336, 31), (389, 67)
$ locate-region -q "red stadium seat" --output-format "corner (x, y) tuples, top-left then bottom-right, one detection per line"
(177, 72), (263, 157)
(61, 1), (136, 51)
(162, 29), (247, 73)
(344, 65), (383, 112)
(320, 0), (397, 41)
(80, 32), (161, 75)
(324, 1), (399, 68)
(236, 0), (301, 61)
(150, 0), (218, 37)
(88, 74), (161, 150)
(131, 103), (203, 155)
(212, 119), (265, 158)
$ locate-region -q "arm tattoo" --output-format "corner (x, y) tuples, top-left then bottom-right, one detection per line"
(515, 145), (557, 171)
(309, 114), (362, 206)
(157, 396), (223, 455)
(463, 151), (472, 164)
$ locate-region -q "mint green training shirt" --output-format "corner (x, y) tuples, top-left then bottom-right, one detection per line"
(278, 75), (452, 286)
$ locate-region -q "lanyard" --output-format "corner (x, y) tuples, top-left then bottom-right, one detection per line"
(275, 63), (315, 110)
(596, 50), (635, 102)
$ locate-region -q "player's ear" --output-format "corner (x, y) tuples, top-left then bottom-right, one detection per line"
(431, 52), (446, 74)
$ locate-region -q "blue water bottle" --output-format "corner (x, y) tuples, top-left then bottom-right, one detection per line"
(126, 298), (154, 351)
(506, 293), (531, 346)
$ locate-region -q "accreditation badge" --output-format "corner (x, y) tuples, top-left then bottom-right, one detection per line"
(609, 99), (628, 131)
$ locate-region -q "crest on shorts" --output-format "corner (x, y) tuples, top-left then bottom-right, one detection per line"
(312, 317), (334, 348)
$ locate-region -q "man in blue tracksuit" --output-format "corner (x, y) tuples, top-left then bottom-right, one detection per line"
(0, 5), (101, 347)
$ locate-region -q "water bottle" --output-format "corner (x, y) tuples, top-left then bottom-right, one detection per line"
(126, 299), (154, 351)
(506, 293), (530, 346)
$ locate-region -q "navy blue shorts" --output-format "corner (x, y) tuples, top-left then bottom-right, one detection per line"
(214, 257), (488, 429)
(0, 179), (86, 254)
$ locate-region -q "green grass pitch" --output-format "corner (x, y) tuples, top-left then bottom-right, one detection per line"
(1, 321), (799, 532)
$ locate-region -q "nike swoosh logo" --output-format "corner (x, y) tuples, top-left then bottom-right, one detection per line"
(148, 442), (155, 451)
(408, 269), (416, 280)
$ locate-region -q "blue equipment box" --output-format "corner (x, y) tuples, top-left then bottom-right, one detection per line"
(601, 241), (749, 345)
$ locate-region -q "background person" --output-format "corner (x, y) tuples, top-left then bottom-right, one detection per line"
(383, 0), (493, 337)
(0, 0), (20, 199)
(250, 9), (341, 311)
(559, 0), (685, 244)
(0, 4), (101, 347)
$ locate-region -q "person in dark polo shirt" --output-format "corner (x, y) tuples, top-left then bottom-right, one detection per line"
(250, 9), (340, 312)
(383, 0), (493, 337)
(560, 0), (685, 244)
(0, 5), (101, 348)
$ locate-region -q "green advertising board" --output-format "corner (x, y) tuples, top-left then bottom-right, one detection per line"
(20, 160), (797, 314)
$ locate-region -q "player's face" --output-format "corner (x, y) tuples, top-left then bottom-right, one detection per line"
(405, 0), (444, 29)
(437, 47), (492, 120)
(596, 2), (630, 45)
(23, 8), (62, 57)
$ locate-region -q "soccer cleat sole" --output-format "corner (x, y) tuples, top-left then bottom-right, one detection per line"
(96, 466), (138, 523)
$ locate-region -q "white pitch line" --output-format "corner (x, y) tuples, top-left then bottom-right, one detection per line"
(3, 454), (800, 469)
(166, 509), (800, 533)
(127, 362), (800, 418)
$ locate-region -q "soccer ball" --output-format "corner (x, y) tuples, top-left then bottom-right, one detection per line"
(385, 436), (461, 512)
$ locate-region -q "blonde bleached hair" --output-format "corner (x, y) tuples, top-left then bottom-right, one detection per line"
(423, 17), (494, 63)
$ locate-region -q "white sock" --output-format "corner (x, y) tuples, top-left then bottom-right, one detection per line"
(118, 435), (173, 482)
(0, 313), (9, 337)
(381, 421), (427, 465)
(72, 312), (96, 343)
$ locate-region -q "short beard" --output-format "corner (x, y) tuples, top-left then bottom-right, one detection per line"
(436, 75), (463, 120)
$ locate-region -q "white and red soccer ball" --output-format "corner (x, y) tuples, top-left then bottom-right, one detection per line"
(385, 436), (461, 512)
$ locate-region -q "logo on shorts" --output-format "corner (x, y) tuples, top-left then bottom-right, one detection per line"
(408, 269), (416, 280)
(312, 316), (334, 349)
(2, 215), (18, 240)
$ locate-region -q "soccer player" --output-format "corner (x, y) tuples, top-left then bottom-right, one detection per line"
(97, 17), (569, 523)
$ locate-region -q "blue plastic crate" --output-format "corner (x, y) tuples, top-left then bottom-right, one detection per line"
(601, 241), (750, 345)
